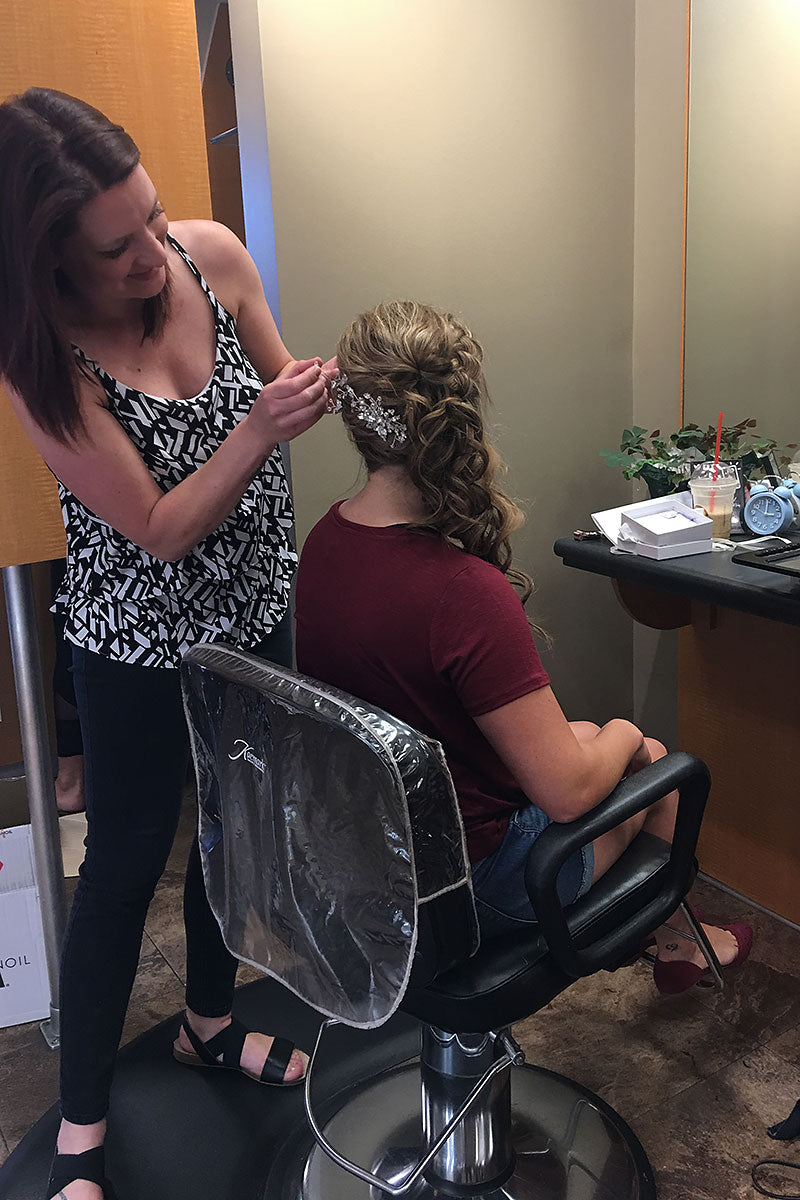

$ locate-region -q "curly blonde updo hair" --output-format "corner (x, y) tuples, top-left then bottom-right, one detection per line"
(336, 300), (533, 602)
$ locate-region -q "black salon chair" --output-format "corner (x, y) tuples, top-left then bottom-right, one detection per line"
(181, 644), (717, 1200)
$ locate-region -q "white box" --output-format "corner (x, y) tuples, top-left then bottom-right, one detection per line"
(592, 493), (713, 559)
(618, 538), (712, 561)
(0, 825), (51, 1028)
(622, 507), (710, 546)
(620, 502), (712, 554)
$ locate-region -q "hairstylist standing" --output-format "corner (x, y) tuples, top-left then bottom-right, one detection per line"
(0, 87), (333, 1200)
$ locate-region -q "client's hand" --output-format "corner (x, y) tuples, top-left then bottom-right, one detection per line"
(623, 738), (652, 777)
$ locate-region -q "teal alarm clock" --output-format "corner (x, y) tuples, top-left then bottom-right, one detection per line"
(744, 480), (800, 535)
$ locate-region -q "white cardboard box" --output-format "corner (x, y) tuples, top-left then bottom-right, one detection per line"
(0, 825), (51, 1028)
(622, 507), (711, 546)
(592, 493), (713, 559)
(616, 537), (712, 561)
(619, 503), (712, 558)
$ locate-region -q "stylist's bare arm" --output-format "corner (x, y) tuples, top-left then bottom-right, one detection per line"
(9, 359), (324, 562)
(7, 219), (330, 562)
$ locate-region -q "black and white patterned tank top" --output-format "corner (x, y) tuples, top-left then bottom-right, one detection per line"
(53, 235), (297, 668)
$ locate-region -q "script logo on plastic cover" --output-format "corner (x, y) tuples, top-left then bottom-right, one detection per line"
(228, 739), (266, 774)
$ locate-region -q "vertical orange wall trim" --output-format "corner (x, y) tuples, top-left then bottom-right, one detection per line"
(0, 0), (212, 570)
(679, 0), (692, 426)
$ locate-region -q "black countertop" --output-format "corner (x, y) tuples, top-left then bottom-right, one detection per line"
(553, 536), (800, 627)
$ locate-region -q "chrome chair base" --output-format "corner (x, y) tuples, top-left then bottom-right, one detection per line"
(278, 1061), (655, 1200)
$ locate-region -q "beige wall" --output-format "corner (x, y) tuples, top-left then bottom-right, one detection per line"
(633, 0), (686, 434)
(631, 0), (687, 745)
(259, 0), (641, 722)
(685, 0), (800, 448)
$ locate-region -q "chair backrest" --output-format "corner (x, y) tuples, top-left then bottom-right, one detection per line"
(181, 644), (479, 1029)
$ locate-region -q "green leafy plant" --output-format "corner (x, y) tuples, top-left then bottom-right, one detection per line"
(601, 419), (794, 498)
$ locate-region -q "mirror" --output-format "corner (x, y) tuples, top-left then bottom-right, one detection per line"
(684, 0), (800, 455)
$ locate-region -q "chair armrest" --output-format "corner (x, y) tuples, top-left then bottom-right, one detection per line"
(523, 751), (710, 978)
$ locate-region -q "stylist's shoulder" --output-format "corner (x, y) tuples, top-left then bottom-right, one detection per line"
(169, 218), (256, 318)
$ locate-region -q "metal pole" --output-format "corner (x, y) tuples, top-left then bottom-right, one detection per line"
(3, 563), (67, 1048)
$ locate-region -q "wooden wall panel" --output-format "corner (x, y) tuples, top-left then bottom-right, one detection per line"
(0, 0), (212, 571)
(0, 406), (66, 570)
(203, 3), (246, 243)
(0, 0), (212, 763)
(678, 607), (800, 924)
(0, 565), (56, 767)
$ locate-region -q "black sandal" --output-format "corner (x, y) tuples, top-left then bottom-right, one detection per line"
(173, 1015), (305, 1087)
(48, 1145), (117, 1199)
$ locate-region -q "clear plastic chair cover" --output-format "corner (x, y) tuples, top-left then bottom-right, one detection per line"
(181, 644), (477, 1029)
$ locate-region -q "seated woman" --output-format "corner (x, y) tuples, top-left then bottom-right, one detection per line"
(295, 300), (751, 993)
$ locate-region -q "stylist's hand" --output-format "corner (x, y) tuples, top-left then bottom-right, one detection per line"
(319, 355), (338, 383)
(247, 358), (328, 446)
(320, 355), (339, 411)
(623, 737), (652, 777)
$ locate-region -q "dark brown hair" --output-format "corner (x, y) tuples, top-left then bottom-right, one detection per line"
(337, 300), (534, 603)
(0, 88), (169, 440)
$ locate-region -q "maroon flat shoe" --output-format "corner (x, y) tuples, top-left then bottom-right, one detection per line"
(653, 922), (753, 995)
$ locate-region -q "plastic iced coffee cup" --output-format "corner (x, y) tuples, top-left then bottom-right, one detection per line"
(689, 462), (738, 538)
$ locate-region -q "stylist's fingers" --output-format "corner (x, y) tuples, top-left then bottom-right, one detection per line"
(275, 387), (329, 441)
(251, 364), (328, 443)
(268, 359), (323, 398)
(267, 365), (327, 412)
(319, 355), (340, 412)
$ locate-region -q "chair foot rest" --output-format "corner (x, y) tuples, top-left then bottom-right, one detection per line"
(266, 1060), (656, 1200)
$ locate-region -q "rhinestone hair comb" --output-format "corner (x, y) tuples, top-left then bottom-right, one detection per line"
(330, 373), (408, 446)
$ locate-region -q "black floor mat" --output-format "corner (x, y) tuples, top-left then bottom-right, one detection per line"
(0, 975), (420, 1200)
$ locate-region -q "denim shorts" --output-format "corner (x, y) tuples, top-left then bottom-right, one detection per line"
(470, 804), (594, 940)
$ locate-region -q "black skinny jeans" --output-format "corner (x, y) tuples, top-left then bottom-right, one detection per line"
(61, 620), (292, 1124)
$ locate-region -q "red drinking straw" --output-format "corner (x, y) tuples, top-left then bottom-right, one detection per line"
(712, 411), (723, 481)
(707, 410), (724, 527)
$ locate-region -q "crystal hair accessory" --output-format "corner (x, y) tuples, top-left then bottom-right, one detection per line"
(330, 373), (408, 445)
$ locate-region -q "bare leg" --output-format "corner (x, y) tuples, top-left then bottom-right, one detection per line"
(568, 722), (650, 883)
(569, 723), (739, 967)
(55, 755), (85, 814)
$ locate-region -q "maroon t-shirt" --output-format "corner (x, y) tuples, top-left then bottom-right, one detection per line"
(295, 502), (550, 862)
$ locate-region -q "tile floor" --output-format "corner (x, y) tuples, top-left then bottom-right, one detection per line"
(1, 792), (798, 1200)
